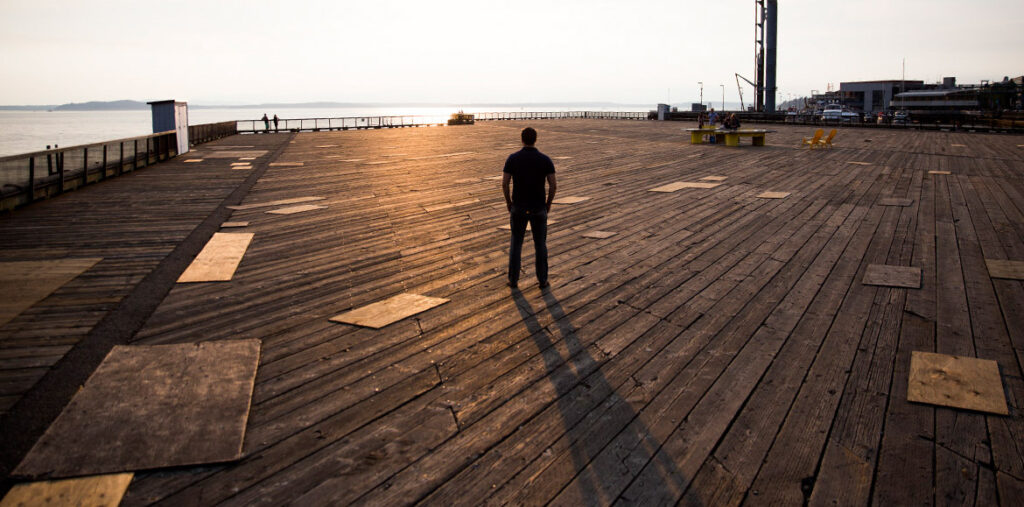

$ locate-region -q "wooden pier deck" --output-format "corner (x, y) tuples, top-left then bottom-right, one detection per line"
(2, 120), (1024, 505)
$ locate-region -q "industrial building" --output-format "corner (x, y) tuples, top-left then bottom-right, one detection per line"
(838, 80), (925, 114)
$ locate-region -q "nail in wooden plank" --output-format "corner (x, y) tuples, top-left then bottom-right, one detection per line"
(908, 351), (1008, 415)
(330, 293), (449, 329)
(177, 233), (254, 282)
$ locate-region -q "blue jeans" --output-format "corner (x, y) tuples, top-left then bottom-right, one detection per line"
(508, 205), (548, 284)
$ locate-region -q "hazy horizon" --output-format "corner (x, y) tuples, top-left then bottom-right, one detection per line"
(2, 1), (1022, 108)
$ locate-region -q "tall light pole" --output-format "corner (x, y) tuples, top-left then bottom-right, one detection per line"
(698, 82), (703, 109)
(721, 84), (725, 111)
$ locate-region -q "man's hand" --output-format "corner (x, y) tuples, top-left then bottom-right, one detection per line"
(502, 173), (512, 213)
(546, 173), (557, 214)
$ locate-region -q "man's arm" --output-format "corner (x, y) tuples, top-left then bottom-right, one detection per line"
(546, 173), (557, 213)
(502, 173), (513, 211)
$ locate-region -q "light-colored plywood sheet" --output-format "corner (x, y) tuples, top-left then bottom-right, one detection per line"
(681, 182), (721, 189)
(266, 204), (327, 215)
(455, 178), (481, 184)
(847, 161), (872, 165)
(14, 340), (261, 478)
(330, 293), (449, 329)
(649, 182), (689, 193)
(230, 162), (250, 166)
(183, 159), (203, 163)
(699, 175), (728, 181)
(951, 144), (966, 147)
(908, 351), (1008, 415)
(553, 156), (573, 160)
(0, 258), (102, 327)
(227, 196), (325, 210)
(879, 197), (914, 207)
(862, 264), (921, 288)
(928, 170), (952, 175)
(177, 233), (254, 283)
(231, 165), (252, 170)
(316, 145), (338, 148)
(553, 196), (590, 205)
(1, 473), (133, 507)
(986, 259), (1024, 280)
(200, 150), (267, 159)
(269, 162), (304, 167)
(239, 157), (257, 160)
(582, 231), (617, 239)
(757, 191), (791, 199)
(221, 222), (250, 228)
(423, 199), (479, 212)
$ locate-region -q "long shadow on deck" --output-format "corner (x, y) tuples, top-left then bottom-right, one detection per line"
(511, 288), (696, 505)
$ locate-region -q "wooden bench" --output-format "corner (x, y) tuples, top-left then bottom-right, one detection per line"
(687, 128), (767, 146)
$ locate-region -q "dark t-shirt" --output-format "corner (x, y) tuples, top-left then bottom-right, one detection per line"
(503, 147), (555, 210)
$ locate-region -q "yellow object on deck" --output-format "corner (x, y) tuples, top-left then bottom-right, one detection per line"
(816, 129), (837, 148)
(802, 129), (824, 148)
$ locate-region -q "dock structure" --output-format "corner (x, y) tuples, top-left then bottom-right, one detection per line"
(2, 120), (1024, 504)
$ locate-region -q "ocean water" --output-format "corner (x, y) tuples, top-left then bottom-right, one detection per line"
(0, 105), (651, 158)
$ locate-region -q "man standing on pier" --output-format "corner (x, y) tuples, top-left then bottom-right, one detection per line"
(502, 127), (557, 289)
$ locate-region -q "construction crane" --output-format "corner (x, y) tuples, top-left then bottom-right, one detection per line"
(735, 73), (757, 111)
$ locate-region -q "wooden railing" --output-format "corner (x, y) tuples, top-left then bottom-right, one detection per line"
(189, 121), (237, 145)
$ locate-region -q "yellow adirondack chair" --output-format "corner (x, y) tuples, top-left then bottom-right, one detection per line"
(802, 129), (824, 149)
(816, 129), (837, 148)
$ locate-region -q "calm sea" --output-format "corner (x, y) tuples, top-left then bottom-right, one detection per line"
(0, 105), (651, 158)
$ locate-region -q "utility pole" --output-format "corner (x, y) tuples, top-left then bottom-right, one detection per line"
(698, 82), (704, 109)
(721, 84), (725, 111)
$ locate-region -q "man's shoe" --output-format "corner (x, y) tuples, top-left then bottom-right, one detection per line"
(538, 280), (550, 289)
(507, 280), (518, 288)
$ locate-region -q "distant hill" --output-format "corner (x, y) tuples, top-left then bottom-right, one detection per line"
(54, 100), (149, 111)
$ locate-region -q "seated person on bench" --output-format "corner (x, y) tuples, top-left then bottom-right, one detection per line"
(723, 113), (741, 130)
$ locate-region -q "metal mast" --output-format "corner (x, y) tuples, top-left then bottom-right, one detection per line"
(754, 0), (766, 111)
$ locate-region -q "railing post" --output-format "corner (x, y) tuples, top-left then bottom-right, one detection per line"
(118, 142), (124, 175)
(101, 145), (107, 180)
(28, 156), (35, 203)
(82, 147), (88, 186)
(133, 139), (139, 171)
(58, 150), (65, 194)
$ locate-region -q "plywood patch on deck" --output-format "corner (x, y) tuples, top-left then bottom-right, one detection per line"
(200, 150), (267, 159)
(423, 199), (480, 212)
(879, 198), (914, 207)
(553, 196), (590, 205)
(267, 204), (327, 215)
(184, 159), (203, 163)
(862, 264), (921, 288)
(316, 145), (338, 148)
(228, 197), (325, 210)
(951, 144), (966, 147)
(177, 233), (254, 283)
(239, 157), (257, 161)
(757, 191), (791, 199)
(908, 351), (1008, 415)
(553, 156), (573, 160)
(847, 161), (872, 166)
(985, 259), (1024, 280)
(928, 170), (952, 175)
(221, 222), (249, 228)
(329, 293), (449, 329)
(339, 159), (365, 163)
(0, 258), (102, 327)
(269, 162), (304, 167)
(699, 175), (728, 181)
(1, 473), (133, 507)
(455, 178), (481, 184)
(13, 340), (261, 478)
(582, 231), (617, 239)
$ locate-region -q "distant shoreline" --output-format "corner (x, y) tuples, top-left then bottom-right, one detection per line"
(0, 100), (653, 112)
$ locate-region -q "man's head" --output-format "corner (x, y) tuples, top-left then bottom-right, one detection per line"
(521, 127), (537, 146)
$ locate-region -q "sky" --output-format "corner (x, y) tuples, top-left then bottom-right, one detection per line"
(1, 0), (1022, 106)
